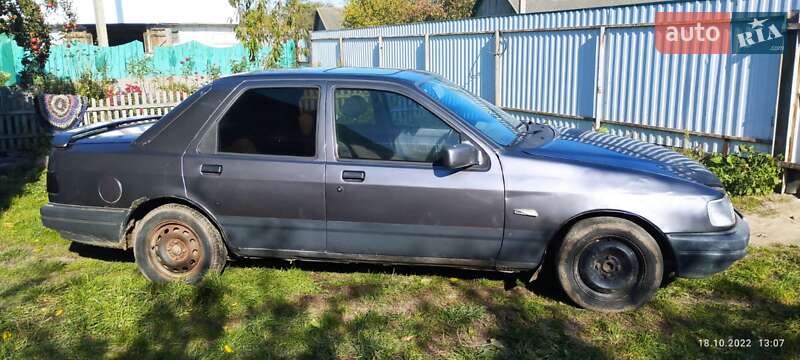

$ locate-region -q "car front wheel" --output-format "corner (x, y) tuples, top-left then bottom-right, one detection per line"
(133, 204), (227, 283)
(556, 217), (663, 312)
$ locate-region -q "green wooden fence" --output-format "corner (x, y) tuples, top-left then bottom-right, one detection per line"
(0, 35), (295, 86)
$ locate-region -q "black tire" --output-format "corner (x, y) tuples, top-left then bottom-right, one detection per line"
(555, 217), (663, 312)
(132, 204), (227, 283)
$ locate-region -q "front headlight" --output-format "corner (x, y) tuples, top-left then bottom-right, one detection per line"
(707, 196), (736, 228)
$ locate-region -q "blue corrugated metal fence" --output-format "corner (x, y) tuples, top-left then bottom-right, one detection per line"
(311, 0), (800, 155)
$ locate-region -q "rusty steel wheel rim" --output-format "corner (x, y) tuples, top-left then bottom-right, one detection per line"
(147, 221), (203, 277)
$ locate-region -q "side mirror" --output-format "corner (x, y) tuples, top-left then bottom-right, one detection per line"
(438, 143), (479, 170)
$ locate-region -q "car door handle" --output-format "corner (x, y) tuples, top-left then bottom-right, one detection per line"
(200, 164), (223, 175)
(341, 170), (365, 182)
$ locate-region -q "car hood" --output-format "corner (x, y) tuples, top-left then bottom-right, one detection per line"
(521, 128), (722, 188)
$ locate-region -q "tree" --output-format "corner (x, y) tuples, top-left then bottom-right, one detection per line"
(0, 0), (75, 84)
(229, 0), (317, 69)
(343, 0), (474, 28)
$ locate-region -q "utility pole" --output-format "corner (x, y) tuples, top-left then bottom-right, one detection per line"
(93, 0), (109, 46)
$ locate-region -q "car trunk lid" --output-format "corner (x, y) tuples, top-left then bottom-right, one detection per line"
(52, 115), (160, 148)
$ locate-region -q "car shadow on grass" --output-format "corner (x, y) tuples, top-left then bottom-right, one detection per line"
(233, 255), (577, 309)
(67, 242), (574, 306)
(67, 242), (134, 262)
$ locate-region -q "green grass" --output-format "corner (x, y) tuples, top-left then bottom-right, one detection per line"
(732, 194), (793, 216)
(1, 167), (799, 359)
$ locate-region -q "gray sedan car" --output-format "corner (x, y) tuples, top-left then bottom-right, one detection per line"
(41, 68), (748, 311)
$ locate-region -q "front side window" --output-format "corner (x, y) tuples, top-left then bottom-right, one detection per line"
(334, 89), (460, 162)
(218, 87), (318, 156)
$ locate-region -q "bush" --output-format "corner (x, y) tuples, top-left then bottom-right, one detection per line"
(31, 73), (75, 94)
(179, 56), (196, 76)
(229, 58), (250, 74)
(157, 78), (196, 94)
(701, 145), (782, 196)
(207, 64), (222, 81)
(75, 69), (114, 100)
(126, 57), (154, 82)
(0, 71), (10, 85)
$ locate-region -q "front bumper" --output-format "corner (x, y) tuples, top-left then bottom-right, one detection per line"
(40, 203), (129, 249)
(667, 214), (750, 278)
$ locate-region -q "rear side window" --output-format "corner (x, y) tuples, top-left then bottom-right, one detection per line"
(218, 87), (318, 156)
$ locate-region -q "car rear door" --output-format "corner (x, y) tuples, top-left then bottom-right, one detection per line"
(324, 82), (505, 265)
(183, 81), (327, 256)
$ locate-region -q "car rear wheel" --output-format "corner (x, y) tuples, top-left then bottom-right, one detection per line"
(133, 204), (227, 283)
(555, 217), (662, 312)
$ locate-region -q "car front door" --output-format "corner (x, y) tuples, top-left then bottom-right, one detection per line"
(183, 82), (327, 256)
(324, 84), (505, 265)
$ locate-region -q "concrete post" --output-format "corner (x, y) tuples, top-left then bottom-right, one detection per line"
(93, 0), (109, 47)
(593, 26), (607, 130)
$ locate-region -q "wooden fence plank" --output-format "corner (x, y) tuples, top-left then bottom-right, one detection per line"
(0, 90), (187, 152)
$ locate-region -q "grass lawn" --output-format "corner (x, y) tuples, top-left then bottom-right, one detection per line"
(1, 166), (798, 359)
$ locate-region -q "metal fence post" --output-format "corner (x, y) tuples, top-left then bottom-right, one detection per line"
(338, 37), (344, 67)
(593, 26), (606, 131)
(424, 33), (430, 71)
(378, 36), (384, 67)
(494, 30), (502, 106)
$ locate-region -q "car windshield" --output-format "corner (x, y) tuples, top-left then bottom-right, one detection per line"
(420, 79), (522, 146)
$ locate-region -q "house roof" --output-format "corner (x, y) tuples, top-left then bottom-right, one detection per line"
(315, 7), (344, 31)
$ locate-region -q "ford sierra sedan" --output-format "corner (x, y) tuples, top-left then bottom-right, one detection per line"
(41, 68), (749, 312)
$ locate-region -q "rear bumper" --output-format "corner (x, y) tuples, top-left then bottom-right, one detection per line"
(667, 214), (750, 278)
(40, 203), (128, 249)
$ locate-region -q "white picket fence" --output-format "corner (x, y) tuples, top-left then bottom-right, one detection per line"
(83, 91), (188, 125)
(0, 91), (189, 152)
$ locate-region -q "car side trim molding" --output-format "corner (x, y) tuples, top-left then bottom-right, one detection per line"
(234, 248), (539, 271)
(513, 208), (539, 217)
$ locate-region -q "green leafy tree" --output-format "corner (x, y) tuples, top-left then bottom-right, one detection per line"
(343, 0), (474, 28)
(0, 0), (76, 85)
(230, 0), (271, 63)
(343, 0), (414, 28)
(229, 0), (317, 69)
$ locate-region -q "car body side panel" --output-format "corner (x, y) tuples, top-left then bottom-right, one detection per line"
(48, 144), (185, 210)
(324, 162), (505, 260)
(496, 153), (720, 266)
(183, 155), (327, 253)
(182, 79), (329, 254)
(322, 79), (506, 263)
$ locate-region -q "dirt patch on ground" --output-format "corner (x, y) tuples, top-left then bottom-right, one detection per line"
(742, 195), (800, 247)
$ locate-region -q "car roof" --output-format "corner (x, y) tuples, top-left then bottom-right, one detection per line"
(223, 67), (437, 85)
